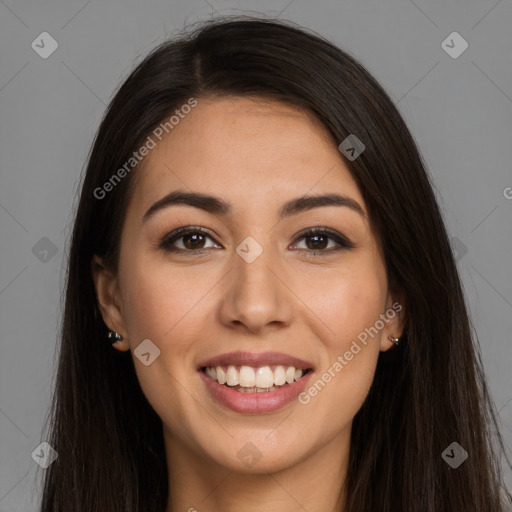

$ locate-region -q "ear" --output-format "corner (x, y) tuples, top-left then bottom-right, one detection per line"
(91, 255), (130, 351)
(379, 291), (406, 352)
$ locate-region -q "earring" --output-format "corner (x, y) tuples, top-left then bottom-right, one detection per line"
(107, 331), (123, 344)
(388, 335), (400, 346)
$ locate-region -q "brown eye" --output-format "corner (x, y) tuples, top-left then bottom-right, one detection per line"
(304, 233), (330, 250)
(160, 227), (221, 252)
(291, 228), (354, 255)
(181, 232), (207, 249)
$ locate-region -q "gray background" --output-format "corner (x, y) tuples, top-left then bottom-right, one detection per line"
(1, 0), (511, 509)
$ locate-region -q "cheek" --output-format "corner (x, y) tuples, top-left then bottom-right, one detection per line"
(118, 250), (213, 408)
(297, 254), (387, 348)
(118, 256), (205, 434)
(120, 251), (203, 344)
(296, 256), (386, 420)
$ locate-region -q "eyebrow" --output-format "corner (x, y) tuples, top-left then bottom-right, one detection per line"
(143, 190), (365, 222)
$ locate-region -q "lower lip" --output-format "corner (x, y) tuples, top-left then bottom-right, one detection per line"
(199, 370), (313, 414)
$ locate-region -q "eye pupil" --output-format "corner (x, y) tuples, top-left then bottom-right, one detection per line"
(184, 233), (205, 249)
(306, 234), (328, 250)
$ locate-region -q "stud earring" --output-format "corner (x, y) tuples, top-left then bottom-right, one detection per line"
(107, 331), (123, 345)
(388, 335), (400, 346)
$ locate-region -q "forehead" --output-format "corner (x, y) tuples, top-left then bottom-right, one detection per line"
(128, 96), (365, 219)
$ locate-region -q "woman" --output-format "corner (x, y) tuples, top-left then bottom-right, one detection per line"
(40, 16), (511, 511)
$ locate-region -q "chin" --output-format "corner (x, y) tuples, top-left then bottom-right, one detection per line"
(197, 430), (313, 474)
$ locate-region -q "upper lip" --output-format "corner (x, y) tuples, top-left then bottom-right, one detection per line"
(198, 351), (314, 370)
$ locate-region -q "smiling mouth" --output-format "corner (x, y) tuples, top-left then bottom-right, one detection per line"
(201, 364), (312, 392)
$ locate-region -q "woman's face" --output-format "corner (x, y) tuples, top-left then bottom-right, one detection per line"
(93, 96), (403, 474)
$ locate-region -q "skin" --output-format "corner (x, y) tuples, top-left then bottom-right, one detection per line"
(92, 96), (405, 512)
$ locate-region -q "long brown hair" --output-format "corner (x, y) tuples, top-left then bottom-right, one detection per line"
(40, 16), (512, 511)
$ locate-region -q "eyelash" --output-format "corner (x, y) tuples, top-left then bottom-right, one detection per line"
(158, 226), (355, 256)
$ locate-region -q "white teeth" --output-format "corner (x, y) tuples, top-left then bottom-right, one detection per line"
(217, 367), (226, 385)
(226, 365), (239, 386)
(239, 366), (256, 387)
(274, 365), (286, 386)
(255, 367), (274, 388)
(204, 364), (307, 389)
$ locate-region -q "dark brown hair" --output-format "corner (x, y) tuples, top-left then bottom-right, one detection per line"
(40, 16), (511, 511)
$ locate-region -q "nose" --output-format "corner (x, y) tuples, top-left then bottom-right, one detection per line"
(218, 239), (294, 334)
